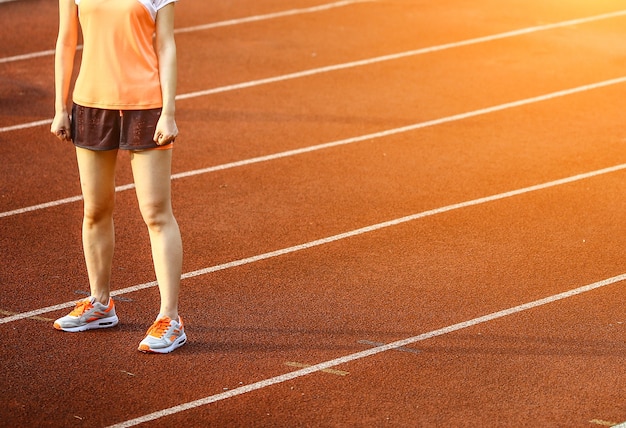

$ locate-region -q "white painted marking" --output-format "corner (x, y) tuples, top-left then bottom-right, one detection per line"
(0, 195), (83, 219)
(2, 161), (626, 325)
(589, 420), (619, 427)
(170, 76), (626, 180)
(0, 184), (135, 219)
(0, 49), (57, 65)
(3, 75), (626, 219)
(173, 0), (375, 34)
(105, 274), (626, 427)
(0, 119), (54, 134)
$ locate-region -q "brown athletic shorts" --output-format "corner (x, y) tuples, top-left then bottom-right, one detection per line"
(71, 103), (173, 151)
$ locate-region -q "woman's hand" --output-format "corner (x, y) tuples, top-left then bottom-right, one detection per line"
(153, 113), (178, 145)
(51, 111), (72, 142)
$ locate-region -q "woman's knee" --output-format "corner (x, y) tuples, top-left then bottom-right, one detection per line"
(83, 199), (115, 225)
(139, 201), (173, 231)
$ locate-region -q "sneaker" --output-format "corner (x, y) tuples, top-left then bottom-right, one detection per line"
(53, 296), (119, 332)
(138, 315), (187, 354)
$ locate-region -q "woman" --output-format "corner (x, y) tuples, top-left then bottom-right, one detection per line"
(50, 0), (186, 354)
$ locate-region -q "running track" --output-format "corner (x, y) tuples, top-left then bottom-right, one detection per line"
(1, 0), (626, 426)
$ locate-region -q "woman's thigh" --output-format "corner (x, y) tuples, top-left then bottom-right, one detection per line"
(75, 147), (118, 215)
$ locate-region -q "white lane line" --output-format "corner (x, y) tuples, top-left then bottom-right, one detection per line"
(173, 0), (375, 34)
(171, 75), (626, 177)
(0, 0), (372, 65)
(106, 274), (626, 427)
(0, 184), (135, 219)
(2, 161), (626, 325)
(0, 49), (57, 65)
(3, 75), (626, 220)
(3, 8), (626, 133)
(0, 118), (54, 134)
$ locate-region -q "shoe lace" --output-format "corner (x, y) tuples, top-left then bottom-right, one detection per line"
(146, 317), (171, 338)
(69, 299), (93, 317)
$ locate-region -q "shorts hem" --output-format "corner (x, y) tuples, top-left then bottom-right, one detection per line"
(127, 143), (174, 151)
(73, 143), (119, 152)
(72, 142), (173, 151)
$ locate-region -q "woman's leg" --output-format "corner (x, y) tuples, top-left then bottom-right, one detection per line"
(75, 147), (118, 304)
(130, 148), (182, 320)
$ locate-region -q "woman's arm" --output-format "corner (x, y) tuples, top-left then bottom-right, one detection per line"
(50, 0), (79, 142)
(153, 3), (178, 145)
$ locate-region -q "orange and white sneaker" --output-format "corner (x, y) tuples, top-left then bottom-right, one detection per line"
(138, 315), (187, 354)
(53, 297), (119, 332)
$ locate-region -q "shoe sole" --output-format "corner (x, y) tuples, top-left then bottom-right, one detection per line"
(53, 315), (119, 332)
(138, 332), (187, 354)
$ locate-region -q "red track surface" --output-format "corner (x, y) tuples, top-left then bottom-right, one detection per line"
(2, 0), (626, 426)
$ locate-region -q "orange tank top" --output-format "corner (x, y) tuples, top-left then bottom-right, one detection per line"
(72, 0), (176, 110)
